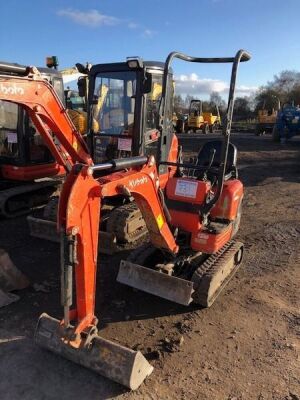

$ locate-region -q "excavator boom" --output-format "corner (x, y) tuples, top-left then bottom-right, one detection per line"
(0, 66), (92, 169)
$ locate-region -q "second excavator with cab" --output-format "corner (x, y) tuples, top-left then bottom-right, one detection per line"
(0, 62), (65, 217)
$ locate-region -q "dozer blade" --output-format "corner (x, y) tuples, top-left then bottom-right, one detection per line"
(192, 241), (244, 307)
(27, 215), (60, 243)
(0, 249), (29, 292)
(27, 215), (119, 255)
(35, 313), (153, 390)
(117, 260), (194, 306)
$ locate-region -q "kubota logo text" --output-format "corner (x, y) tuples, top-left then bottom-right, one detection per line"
(0, 83), (24, 95)
(128, 176), (148, 188)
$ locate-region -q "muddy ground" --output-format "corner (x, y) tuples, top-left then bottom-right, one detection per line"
(0, 133), (299, 400)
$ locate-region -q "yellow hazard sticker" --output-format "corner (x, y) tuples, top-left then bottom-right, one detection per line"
(156, 214), (164, 229)
(72, 141), (80, 152)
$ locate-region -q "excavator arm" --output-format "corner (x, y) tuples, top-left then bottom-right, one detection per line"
(35, 155), (177, 389)
(0, 66), (92, 170)
(58, 155), (178, 332)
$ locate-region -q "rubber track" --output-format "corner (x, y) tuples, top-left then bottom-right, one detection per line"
(191, 240), (242, 305)
(0, 181), (58, 218)
(127, 242), (155, 263)
(106, 203), (147, 243)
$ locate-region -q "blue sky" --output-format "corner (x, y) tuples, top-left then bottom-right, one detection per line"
(1, 0), (299, 98)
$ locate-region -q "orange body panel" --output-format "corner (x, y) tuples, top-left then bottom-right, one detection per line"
(191, 223), (233, 253)
(211, 180), (243, 220)
(165, 177), (242, 254)
(165, 177), (211, 232)
(1, 162), (65, 181)
(166, 177), (211, 204)
(159, 134), (178, 188)
(168, 209), (202, 232)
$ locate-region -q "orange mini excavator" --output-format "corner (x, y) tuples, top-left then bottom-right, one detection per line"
(0, 49), (250, 390)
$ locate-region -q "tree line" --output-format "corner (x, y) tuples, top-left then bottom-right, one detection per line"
(174, 70), (300, 121)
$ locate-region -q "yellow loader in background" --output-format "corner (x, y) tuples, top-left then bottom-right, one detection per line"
(185, 99), (221, 133)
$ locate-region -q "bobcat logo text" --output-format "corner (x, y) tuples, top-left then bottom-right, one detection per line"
(0, 83), (24, 96)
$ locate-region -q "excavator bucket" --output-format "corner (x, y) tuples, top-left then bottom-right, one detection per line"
(0, 249), (29, 292)
(35, 314), (153, 390)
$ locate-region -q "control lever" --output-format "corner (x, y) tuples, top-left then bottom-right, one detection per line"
(207, 148), (216, 170)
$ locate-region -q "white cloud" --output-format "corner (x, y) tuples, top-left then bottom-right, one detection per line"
(57, 9), (157, 37)
(143, 29), (156, 38)
(57, 9), (119, 28)
(175, 73), (257, 97)
(236, 85), (258, 96)
(128, 22), (138, 29)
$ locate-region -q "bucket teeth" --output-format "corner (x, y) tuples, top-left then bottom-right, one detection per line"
(35, 313), (153, 390)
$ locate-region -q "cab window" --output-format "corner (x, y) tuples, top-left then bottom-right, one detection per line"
(0, 101), (19, 158)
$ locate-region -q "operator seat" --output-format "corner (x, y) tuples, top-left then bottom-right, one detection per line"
(196, 140), (238, 181)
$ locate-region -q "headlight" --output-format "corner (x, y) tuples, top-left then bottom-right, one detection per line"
(126, 57), (144, 69)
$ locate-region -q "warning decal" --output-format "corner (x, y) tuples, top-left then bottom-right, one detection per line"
(156, 214), (164, 229)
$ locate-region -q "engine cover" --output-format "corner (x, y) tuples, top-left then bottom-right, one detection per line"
(165, 177), (211, 232)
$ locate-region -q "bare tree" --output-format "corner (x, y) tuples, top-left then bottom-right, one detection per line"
(184, 95), (194, 110)
(233, 97), (253, 120)
(254, 70), (300, 108)
(173, 94), (185, 114)
(254, 88), (281, 111)
(210, 91), (226, 111)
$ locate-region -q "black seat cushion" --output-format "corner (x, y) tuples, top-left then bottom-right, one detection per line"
(196, 140), (237, 180)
